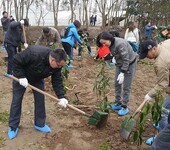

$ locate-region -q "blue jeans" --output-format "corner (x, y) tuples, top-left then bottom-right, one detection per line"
(159, 94), (170, 131)
(5, 43), (17, 74)
(128, 41), (139, 53)
(78, 42), (92, 56)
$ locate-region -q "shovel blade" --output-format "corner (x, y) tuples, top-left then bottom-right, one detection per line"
(120, 117), (136, 140)
(88, 111), (108, 127)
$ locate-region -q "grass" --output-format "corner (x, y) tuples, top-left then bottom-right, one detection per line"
(0, 136), (5, 146)
(0, 111), (9, 124)
(98, 141), (110, 150)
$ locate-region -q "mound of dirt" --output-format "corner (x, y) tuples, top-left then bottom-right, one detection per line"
(0, 48), (156, 150)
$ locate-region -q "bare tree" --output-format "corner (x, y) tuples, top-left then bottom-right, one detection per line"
(1, 0), (13, 16)
(25, 0), (34, 19)
(30, 1), (49, 26)
(52, 0), (60, 27)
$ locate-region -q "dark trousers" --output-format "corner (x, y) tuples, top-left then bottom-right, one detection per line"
(78, 42), (92, 56)
(9, 79), (46, 129)
(5, 43), (17, 74)
(159, 94), (170, 131)
(62, 42), (72, 65)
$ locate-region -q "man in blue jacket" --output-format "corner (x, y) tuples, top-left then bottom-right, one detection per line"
(144, 21), (157, 40)
(61, 20), (82, 68)
(7, 45), (68, 139)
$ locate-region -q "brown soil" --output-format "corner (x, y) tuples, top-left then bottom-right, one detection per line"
(0, 47), (156, 150)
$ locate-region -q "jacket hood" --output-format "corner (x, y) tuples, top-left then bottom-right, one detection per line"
(68, 23), (75, 28)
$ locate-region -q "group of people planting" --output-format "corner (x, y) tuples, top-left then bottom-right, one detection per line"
(1, 11), (170, 149)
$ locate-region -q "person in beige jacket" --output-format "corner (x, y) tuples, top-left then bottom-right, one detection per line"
(139, 39), (170, 145)
(36, 27), (61, 48)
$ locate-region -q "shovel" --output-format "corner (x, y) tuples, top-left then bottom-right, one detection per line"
(120, 99), (148, 140)
(7, 75), (108, 128)
(22, 24), (27, 44)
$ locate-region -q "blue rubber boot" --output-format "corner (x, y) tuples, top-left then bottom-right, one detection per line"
(153, 123), (160, 130)
(67, 64), (74, 69)
(89, 52), (95, 57)
(118, 107), (129, 116)
(110, 102), (122, 110)
(34, 125), (51, 133)
(8, 127), (19, 139)
(146, 137), (154, 145)
(5, 73), (11, 77)
(109, 62), (114, 66)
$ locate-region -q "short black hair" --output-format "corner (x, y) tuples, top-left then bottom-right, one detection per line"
(2, 11), (7, 15)
(50, 49), (67, 62)
(24, 19), (29, 26)
(109, 29), (120, 37)
(43, 27), (50, 33)
(96, 32), (115, 47)
(100, 31), (114, 41)
(20, 19), (29, 26)
(128, 21), (134, 26)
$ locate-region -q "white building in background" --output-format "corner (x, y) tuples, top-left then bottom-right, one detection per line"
(0, 2), (126, 26)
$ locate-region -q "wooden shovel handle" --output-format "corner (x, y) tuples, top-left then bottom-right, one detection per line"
(132, 99), (148, 118)
(8, 75), (88, 116)
(22, 25), (27, 43)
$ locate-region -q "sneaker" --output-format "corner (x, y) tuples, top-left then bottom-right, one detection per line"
(110, 102), (122, 110)
(34, 124), (51, 133)
(67, 64), (74, 69)
(146, 137), (154, 145)
(118, 107), (129, 116)
(8, 127), (19, 139)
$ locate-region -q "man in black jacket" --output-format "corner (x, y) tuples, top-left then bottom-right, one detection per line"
(4, 19), (29, 75)
(7, 45), (68, 139)
(1, 11), (10, 50)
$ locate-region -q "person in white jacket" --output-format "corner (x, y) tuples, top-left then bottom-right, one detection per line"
(124, 21), (140, 53)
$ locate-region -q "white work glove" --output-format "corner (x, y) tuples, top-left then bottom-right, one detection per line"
(153, 25), (157, 29)
(24, 43), (28, 49)
(19, 78), (28, 88)
(144, 94), (152, 101)
(117, 72), (124, 84)
(58, 98), (68, 108)
(111, 57), (116, 64)
(20, 20), (24, 25)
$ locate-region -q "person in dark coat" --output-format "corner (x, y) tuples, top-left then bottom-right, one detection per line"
(151, 113), (170, 150)
(7, 45), (68, 140)
(4, 19), (29, 75)
(1, 11), (10, 50)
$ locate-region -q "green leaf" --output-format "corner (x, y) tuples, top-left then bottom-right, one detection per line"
(139, 136), (143, 145)
(139, 126), (143, 136)
(139, 113), (144, 124)
(133, 131), (139, 142)
(143, 103), (151, 115)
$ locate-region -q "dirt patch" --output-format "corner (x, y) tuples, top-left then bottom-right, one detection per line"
(0, 48), (156, 150)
